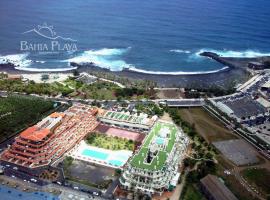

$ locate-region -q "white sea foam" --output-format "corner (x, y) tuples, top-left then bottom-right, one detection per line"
(170, 49), (191, 54)
(128, 66), (229, 75)
(66, 47), (230, 74)
(35, 60), (46, 63)
(195, 49), (270, 58)
(66, 48), (131, 71)
(0, 53), (32, 67)
(14, 66), (77, 72)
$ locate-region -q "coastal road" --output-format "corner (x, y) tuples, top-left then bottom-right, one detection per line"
(0, 90), (206, 108)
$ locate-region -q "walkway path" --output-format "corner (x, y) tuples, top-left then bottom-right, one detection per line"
(99, 78), (125, 88)
(169, 171), (188, 200)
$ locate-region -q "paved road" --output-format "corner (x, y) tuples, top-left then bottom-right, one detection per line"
(0, 159), (127, 199)
(0, 175), (104, 200)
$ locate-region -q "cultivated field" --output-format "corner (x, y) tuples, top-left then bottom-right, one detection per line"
(178, 107), (237, 142)
(241, 168), (270, 198)
(0, 95), (54, 142)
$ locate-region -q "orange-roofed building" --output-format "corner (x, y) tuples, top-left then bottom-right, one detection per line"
(0, 104), (99, 168)
(20, 126), (38, 138)
(20, 127), (50, 142)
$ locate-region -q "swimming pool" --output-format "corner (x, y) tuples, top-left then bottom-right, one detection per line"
(82, 149), (108, 160)
(108, 160), (123, 166)
(81, 148), (127, 167)
(155, 137), (165, 145)
(73, 141), (133, 168)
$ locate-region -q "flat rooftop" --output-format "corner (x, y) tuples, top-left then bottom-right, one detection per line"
(130, 121), (177, 171)
(20, 126), (50, 141)
(20, 112), (65, 142)
(101, 110), (154, 126)
(223, 96), (267, 118)
(261, 81), (270, 89)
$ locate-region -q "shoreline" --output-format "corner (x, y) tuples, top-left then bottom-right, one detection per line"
(75, 63), (250, 88)
(1, 51), (268, 88)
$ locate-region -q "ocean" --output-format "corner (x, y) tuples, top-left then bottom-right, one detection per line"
(0, 0), (269, 74)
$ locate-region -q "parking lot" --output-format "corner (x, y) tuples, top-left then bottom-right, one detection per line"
(213, 139), (259, 166)
(68, 160), (116, 185)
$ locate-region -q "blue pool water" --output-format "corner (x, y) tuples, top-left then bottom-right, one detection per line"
(108, 160), (123, 167)
(156, 137), (165, 145)
(82, 149), (108, 160)
(115, 154), (129, 160)
(81, 148), (129, 167)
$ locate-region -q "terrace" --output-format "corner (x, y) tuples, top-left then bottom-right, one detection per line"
(1, 104), (99, 168)
(102, 111), (152, 126)
(130, 122), (177, 171)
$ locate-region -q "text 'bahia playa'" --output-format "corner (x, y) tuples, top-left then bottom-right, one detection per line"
(20, 22), (78, 52)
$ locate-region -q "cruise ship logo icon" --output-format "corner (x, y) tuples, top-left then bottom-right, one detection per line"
(22, 22), (77, 42)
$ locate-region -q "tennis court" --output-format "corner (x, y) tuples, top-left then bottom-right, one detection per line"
(96, 124), (145, 142)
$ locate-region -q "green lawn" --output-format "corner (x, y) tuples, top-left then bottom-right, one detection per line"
(130, 122), (177, 171)
(242, 168), (270, 196)
(80, 81), (119, 100)
(135, 102), (164, 117)
(0, 79), (74, 96)
(86, 132), (135, 151)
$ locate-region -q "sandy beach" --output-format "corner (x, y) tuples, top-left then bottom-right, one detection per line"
(21, 73), (72, 83)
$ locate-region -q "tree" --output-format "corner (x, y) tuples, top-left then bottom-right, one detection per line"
(263, 61), (270, 68)
(73, 69), (80, 77)
(41, 74), (49, 81)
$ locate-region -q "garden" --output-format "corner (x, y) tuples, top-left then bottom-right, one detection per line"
(86, 132), (135, 151)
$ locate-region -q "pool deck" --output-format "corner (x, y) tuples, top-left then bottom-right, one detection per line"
(69, 141), (132, 169)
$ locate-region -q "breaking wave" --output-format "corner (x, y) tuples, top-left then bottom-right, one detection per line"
(128, 66), (229, 75)
(0, 53), (32, 67)
(66, 47), (131, 71)
(35, 60), (46, 63)
(14, 66), (77, 72)
(195, 49), (270, 58)
(170, 49), (191, 54)
(66, 47), (231, 75)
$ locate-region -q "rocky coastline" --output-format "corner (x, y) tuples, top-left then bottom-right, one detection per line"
(2, 51), (268, 88)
